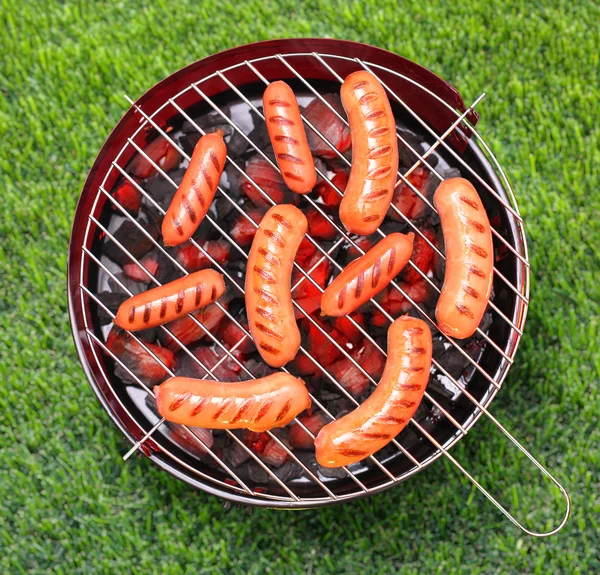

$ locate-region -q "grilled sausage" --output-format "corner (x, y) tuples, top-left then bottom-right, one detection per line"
(434, 178), (493, 339)
(315, 316), (431, 467)
(320, 233), (414, 317)
(245, 204), (308, 367)
(263, 81), (316, 194)
(155, 373), (311, 431)
(162, 130), (226, 247)
(339, 70), (399, 235)
(114, 269), (225, 331)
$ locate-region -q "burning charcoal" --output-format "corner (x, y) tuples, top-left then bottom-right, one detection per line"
(181, 110), (233, 134)
(223, 163), (243, 200)
(145, 168), (185, 209)
(296, 237), (317, 266)
(111, 179), (142, 215)
(439, 167), (461, 180)
(240, 156), (286, 207)
(175, 240), (231, 272)
(227, 297), (248, 319)
(314, 169), (348, 207)
(313, 157), (328, 181)
(246, 114), (271, 152)
(434, 225), (446, 280)
(126, 137), (182, 179)
(304, 94), (351, 159)
(426, 377), (456, 401)
(96, 291), (128, 324)
(388, 166), (434, 222)
(107, 327), (175, 385)
(377, 286), (404, 316)
(223, 438), (252, 468)
(243, 461), (270, 484)
(478, 311), (493, 334)
(107, 273), (148, 296)
(178, 132), (198, 157)
(413, 400), (430, 422)
(346, 235), (376, 260)
(317, 463), (349, 480)
(398, 129), (430, 169)
(176, 344), (242, 381)
(225, 128), (250, 158)
(102, 213), (158, 266)
(183, 124), (234, 153)
(400, 279), (431, 308)
(122, 252), (159, 283)
(320, 388), (342, 402)
(152, 249), (177, 284)
(401, 224), (437, 284)
(302, 374), (323, 398)
(158, 301), (227, 351)
(305, 322), (343, 367)
(289, 412), (328, 450)
(261, 438), (289, 468)
(166, 423), (214, 458)
(426, 405), (445, 427)
(370, 308), (389, 329)
(293, 296), (321, 320)
(230, 209), (263, 246)
(242, 431), (288, 468)
(379, 221), (409, 237)
(210, 429), (231, 452)
(333, 313), (366, 345)
(187, 219), (216, 246)
(373, 280), (430, 320)
(436, 345), (471, 380)
(220, 317), (255, 355)
(306, 208), (338, 240)
(328, 340), (385, 398)
(291, 251), (331, 300)
(290, 352), (321, 377)
(238, 359), (275, 381)
(328, 358), (371, 399)
(396, 422), (422, 451)
(274, 460), (304, 482)
(431, 336), (447, 358)
(208, 186), (236, 221)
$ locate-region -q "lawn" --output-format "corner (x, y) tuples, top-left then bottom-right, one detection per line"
(0, 0), (598, 573)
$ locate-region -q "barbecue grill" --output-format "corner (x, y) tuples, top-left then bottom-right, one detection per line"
(67, 38), (569, 535)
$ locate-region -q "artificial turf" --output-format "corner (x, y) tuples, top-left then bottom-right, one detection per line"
(0, 0), (598, 573)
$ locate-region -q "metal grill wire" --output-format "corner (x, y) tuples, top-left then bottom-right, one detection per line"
(76, 52), (569, 535)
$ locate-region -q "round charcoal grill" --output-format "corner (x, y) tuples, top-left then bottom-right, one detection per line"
(68, 39), (569, 534)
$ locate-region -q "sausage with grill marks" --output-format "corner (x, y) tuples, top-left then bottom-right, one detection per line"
(155, 373), (311, 431)
(114, 269), (225, 331)
(320, 232), (414, 317)
(434, 178), (493, 339)
(245, 204), (308, 367)
(162, 130), (226, 247)
(339, 70), (399, 235)
(314, 316), (431, 467)
(263, 81), (316, 194)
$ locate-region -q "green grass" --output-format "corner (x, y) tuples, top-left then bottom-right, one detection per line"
(1, 0), (599, 573)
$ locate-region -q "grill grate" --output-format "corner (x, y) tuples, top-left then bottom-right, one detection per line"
(71, 48), (569, 535)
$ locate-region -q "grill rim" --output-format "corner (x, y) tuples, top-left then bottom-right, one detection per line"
(67, 39), (528, 508)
